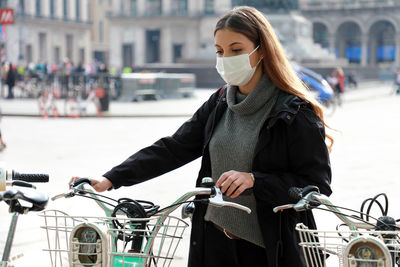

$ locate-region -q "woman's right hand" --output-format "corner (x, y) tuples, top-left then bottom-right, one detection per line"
(69, 176), (113, 192)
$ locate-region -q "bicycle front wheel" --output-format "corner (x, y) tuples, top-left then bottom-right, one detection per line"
(322, 98), (336, 117)
(89, 98), (102, 117)
(38, 97), (48, 118)
(64, 98), (81, 118)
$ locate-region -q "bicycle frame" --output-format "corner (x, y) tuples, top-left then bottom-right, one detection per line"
(0, 172), (49, 267)
(1, 213), (19, 267)
(82, 183), (216, 267)
(43, 180), (250, 267)
(274, 188), (400, 267)
(274, 192), (375, 230)
(38, 88), (59, 118)
(64, 87), (102, 118)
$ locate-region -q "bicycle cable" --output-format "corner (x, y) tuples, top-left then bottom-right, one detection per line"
(73, 193), (117, 208)
(360, 193), (389, 222)
(149, 199), (209, 216)
(74, 189), (118, 207)
(309, 198), (400, 231)
(312, 205), (377, 228)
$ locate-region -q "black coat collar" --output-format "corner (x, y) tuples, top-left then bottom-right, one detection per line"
(267, 90), (310, 129)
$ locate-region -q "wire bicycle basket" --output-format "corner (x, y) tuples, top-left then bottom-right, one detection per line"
(40, 209), (189, 267)
(296, 223), (400, 267)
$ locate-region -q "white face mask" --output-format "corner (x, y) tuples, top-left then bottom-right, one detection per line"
(216, 45), (261, 86)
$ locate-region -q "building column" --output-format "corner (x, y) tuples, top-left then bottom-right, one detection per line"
(329, 32), (335, 56)
(215, 0), (231, 14)
(162, 0), (171, 16)
(136, 27), (145, 65)
(186, 24), (199, 59)
(188, 0), (197, 16)
(361, 32), (368, 66)
(395, 32), (400, 68)
(370, 34), (377, 66)
(161, 26), (172, 64)
(137, 0), (146, 16)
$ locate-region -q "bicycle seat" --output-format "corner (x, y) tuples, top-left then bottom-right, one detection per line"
(0, 187), (49, 212)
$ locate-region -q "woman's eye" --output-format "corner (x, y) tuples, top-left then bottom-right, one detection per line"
(232, 49), (242, 53)
(216, 51), (223, 55)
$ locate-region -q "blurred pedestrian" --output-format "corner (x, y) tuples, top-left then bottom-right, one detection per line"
(6, 63), (16, 99)
(75, 62), (84, 73)
(347, 70), (358, 88)
(69, 6), (332, 267)
(336, 67), (345, 94)
(1, 62), (8, 98)
(329, 67), (344, 106)
(394, 68), (400, 95)
(0, 129), (6, 151)
(98, 63), (108, 73)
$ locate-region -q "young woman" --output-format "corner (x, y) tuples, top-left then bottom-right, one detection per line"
(70, 6), (332, 267)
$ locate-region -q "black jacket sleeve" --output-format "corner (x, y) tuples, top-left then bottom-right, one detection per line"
(253, 107), (332, 206)
(103, 90), (221, 189)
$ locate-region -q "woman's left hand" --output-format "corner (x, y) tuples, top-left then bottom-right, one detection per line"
(216, 170), (254, 198)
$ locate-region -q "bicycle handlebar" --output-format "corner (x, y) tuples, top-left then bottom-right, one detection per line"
(1, 168), (49, 191)
(273, 186), (400, 230)
(53, 177), (252, 216)
(51, 177), (91, 201)
(12, 170), (49, 183)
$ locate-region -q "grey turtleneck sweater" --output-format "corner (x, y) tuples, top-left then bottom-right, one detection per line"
(204, 74), (279, 248)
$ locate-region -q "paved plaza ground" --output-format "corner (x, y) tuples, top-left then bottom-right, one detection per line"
(0, 82), (399, 266)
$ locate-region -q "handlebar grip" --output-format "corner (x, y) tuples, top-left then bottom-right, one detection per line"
(288, 187), (303, 201)
(70, 177), (91, 188)
(12, 171), (49, 183)
(288, 186), (320, 201)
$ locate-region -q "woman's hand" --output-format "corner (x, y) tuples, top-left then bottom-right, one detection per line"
(68, 176), (113, 192)
(215, 170), (255, 198)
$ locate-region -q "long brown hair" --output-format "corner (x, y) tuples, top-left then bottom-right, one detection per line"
(214, 6), (334, 150)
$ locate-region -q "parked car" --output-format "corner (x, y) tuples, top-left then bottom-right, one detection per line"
(291, 62), (336, 116)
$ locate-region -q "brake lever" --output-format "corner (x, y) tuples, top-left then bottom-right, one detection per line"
(51, 190), (75, 201)
(273, 191), (320, 213)
(7, 180), (36, 189)
(52, 178), (92, 201)
(209, 187), (251, 214)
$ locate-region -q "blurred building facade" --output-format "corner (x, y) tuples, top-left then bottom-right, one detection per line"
(107, 0), (232, 68)
(108, 0), (400, 71)
(300, 0), (400, 68)
(1, 0), (92, 66)
(0, 0), (398, 72)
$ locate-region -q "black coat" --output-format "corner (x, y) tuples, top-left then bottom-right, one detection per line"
(6, 68), (16, 88)
(104, 87), (332, 267)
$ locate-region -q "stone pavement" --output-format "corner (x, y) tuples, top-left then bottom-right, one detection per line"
(0, 81), (394, 118)
(0, 80), (397, 267)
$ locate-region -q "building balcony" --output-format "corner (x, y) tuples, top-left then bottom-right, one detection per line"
(16, 13), (92, 26)
(300, 0), (400, 10)
(107, 9), (216, 19)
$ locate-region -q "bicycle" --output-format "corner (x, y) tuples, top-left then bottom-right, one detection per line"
(390, 82), (400, 95)
(294, 65), (337, 117)
(64, 84), (104, 118)
(0, 168), (49, 267)
(273, 186), (400, 267)
(38, 85), (61, 118)
(40, 177), (250, 267)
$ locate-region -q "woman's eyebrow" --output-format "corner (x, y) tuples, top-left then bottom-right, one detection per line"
(228, 42), (243, 46)
(215, 42), (243, 48)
